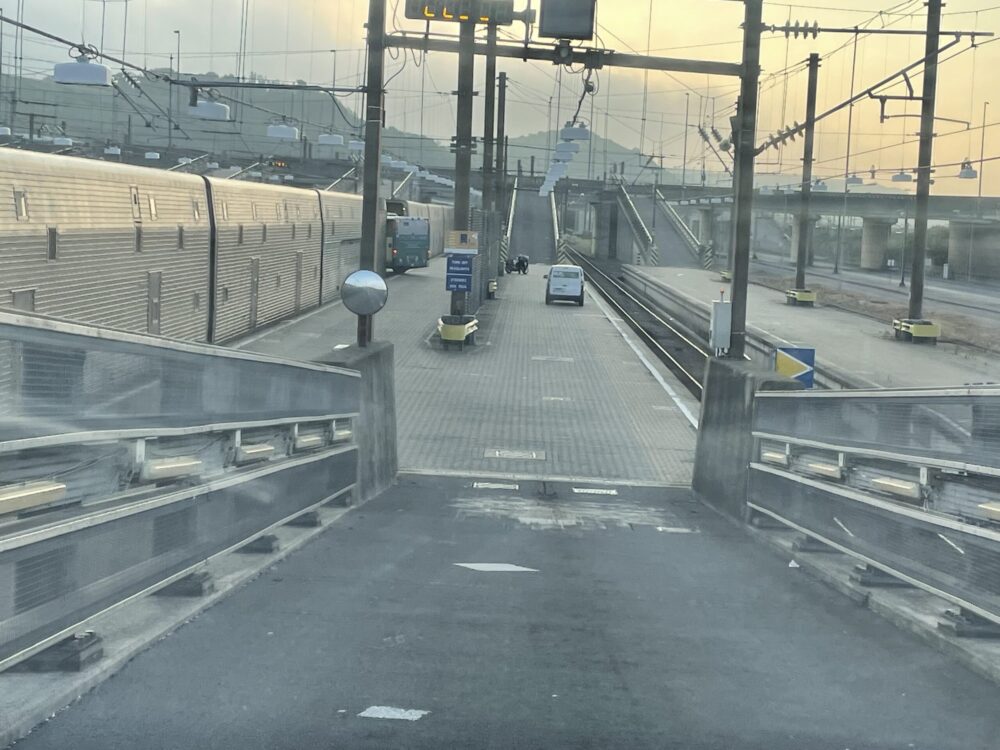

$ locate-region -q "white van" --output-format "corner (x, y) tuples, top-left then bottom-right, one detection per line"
(544, 264), (585, 306)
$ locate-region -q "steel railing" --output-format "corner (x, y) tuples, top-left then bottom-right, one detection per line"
(750, 386), (1000, 625)
(614, 178), (658, 266)
(654, 187), (705, 265)
(0, 311), (360, 671)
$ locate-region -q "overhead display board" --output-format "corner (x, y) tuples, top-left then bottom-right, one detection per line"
(538, 0), (596, 40)
(404, 0), (516, 25)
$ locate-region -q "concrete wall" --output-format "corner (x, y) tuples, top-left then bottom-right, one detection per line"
(692, 358), (802, 520)
(316, 341), (397, 503)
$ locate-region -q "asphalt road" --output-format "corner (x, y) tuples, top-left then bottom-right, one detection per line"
(12, 475), (1000, 749)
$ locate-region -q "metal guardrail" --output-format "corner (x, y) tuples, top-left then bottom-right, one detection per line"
(654, 188), (704, 265)
(0, 311), (360, 670)
(613, 178), (658, 266)
(499, 177), (518, 269)
(750, 387), (1000, 625)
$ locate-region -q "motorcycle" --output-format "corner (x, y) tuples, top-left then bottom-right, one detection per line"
(505, 257), (517, 274)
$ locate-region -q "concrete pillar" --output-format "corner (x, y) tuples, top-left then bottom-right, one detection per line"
(697, 207), (714, 245)
(947, 221), (974, 279)
(860, 217), (893, 270)
(789, 216), (818, 263)
(946, 221), (1000, 280)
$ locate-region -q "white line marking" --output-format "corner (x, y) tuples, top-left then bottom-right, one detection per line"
(937, 533), (966, 555)
(485, 449), (546, 460)
(543, 396), (572, 402)
(589, 285), (699, 429)
(572, 487), (619, 496)
(833, 516), (855, 537)
(473, 482), (519, 490)
(455, 563), (538, 572)
(656, 526), (696, 533)
(333, 343), (350, 350)
(399, 467), (687, 489)
(358, 706), (430, 721)
(531, 355), (575, 363)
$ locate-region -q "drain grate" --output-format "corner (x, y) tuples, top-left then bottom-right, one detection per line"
(485, 449), (546, 460)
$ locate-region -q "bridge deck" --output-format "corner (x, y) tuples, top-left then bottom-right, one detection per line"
(9, 194), (1000, 749)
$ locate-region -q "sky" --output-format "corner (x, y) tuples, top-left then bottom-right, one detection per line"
(4, 0), (1000, 194)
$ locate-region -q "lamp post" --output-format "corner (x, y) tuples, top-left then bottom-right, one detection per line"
(170, 29), (180, 149)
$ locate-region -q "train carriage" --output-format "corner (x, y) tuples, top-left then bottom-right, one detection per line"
(0, 150), (212, 341)
(205, 178), (323, 342)
(316, 189), (365, 303)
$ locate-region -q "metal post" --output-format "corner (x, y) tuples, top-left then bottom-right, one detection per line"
(167, 53), (174, 149)
(900, 208), (908, 287)
(452, 19), (475, 316)
(482, 24), (497, 290)
(795, 53), (820, 291)
(727, 0), (763, 359)
(682, 92), (689, 198)
(496, 71), (508, 271)
(358, 0), (386, 344)
(834, 33), (860, 275)
(909, 0), (942, 321)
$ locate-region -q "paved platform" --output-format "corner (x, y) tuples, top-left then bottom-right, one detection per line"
(12, 475), (1000, 749)
(239, 215), (698, 485)
(633, 265), (1000, 388)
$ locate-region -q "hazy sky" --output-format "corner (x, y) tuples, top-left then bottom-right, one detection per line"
(6, 0), (1000, 193)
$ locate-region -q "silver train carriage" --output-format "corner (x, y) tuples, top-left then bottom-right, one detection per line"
(0, 151), (448, 344)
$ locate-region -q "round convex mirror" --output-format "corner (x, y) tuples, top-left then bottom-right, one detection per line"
(342, 270), (389, 316)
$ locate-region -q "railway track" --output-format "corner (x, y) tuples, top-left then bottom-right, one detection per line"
(565, 249), (709, 399)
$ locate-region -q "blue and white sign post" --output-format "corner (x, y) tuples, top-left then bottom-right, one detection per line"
(445, 230), (478, 298)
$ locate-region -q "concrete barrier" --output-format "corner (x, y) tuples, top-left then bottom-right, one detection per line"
(317, 342), (397, 502)
(692, 357), (801, 520)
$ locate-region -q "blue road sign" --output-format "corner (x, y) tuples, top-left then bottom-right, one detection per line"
(447, 256), (473, 275)
(774, 346), (816, 388)
(446, 274), (473, 293)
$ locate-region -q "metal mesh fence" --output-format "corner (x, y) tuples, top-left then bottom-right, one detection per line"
(0, 315), (360, 445)
(752, 386), (1000, 624)
(755, 389), (1000, 471)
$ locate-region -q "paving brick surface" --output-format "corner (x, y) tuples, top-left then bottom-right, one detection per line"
(238, 246), (695, 484)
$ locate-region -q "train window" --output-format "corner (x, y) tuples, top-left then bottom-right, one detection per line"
(13, 189), (28, 221)
(261, 224), (267, 243)
(11, 289), (35, 311)
(177, 225), (184, 250)
(237, 224), (244, 245)
(295, 205), (302, 219)
(329, 221), (336, 235)
(221, 287), (229, 303)
(192, 292), (201, 310)
(46, 227), (58, 260)
(129, 186), (140, 220)
(291, 224), (296, 241)
(148, 195), (158, 220)
(307, 223), (312, 239)
(192, 200), (201, 221)
(251, 202), (258, 220)
(275, 203), (281, 221)
(134, 225), (143, 253)
(221, 201), (229, 221)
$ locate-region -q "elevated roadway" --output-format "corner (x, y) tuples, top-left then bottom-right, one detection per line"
(8, 191), (1000, 749)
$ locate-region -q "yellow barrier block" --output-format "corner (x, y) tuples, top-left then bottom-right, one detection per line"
(893, 318), (941, 342)
(785, 289), (817, 306)
(438, 318), (479, 343)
